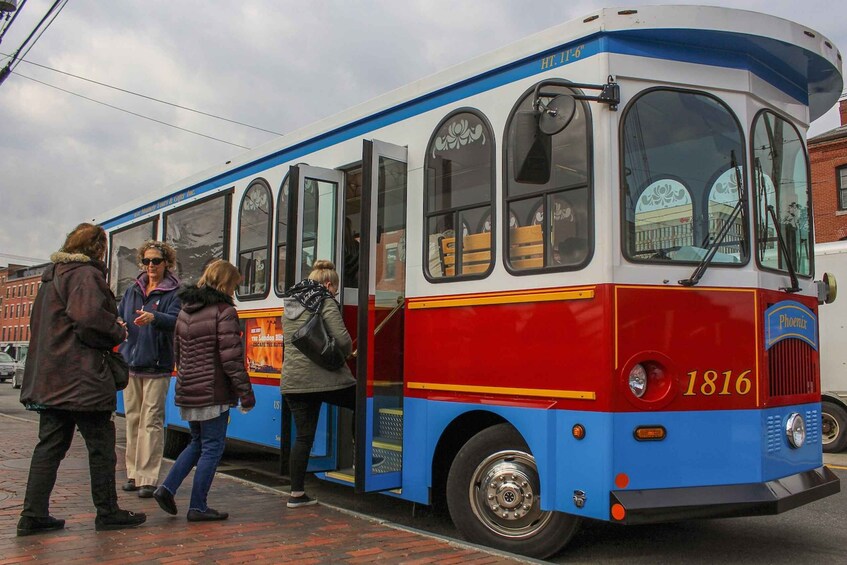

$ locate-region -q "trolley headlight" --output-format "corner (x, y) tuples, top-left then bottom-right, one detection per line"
(628, 364), (647, 398)
(785, 413), (806, 448)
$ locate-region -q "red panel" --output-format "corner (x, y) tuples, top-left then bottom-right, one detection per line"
(404, 285), (614, 411)
(614, 286), (759, 411)
(403, 285), (821, 413)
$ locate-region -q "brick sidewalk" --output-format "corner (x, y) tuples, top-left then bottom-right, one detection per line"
(0, 413), (525, 564)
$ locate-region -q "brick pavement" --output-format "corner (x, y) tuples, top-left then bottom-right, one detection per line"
(0, 413), (526, 564)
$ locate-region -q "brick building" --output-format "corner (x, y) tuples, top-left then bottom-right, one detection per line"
(809, 97), (847, 243)
(0, 263), (49, 345)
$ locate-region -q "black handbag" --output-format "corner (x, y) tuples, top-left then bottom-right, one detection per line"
(103, 350), (130, 391)
(290, 309), (347, 371)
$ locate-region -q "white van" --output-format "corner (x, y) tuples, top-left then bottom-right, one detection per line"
(818, 241), (847, 451)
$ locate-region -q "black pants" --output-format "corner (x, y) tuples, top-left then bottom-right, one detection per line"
(22, 409), (119, 518)
(284, 385), (355, 492)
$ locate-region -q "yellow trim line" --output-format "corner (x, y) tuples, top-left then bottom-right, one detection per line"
(408, 287), (595, 309)
(407, 381), (596, 400)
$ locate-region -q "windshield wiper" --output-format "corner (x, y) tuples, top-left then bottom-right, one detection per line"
(764, 204), (800, 293)
(680, 151), (746, 287)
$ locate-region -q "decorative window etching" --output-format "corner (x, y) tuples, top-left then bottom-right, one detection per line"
(431, 117), (486, 158)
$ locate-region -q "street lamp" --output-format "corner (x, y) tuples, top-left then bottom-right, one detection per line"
(0, 1), (17, 14)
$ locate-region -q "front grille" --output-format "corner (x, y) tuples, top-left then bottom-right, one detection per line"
(767, 339), (817, 398)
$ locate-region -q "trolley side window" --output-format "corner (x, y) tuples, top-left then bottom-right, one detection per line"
(237, 178), (273, 299)
(163, 192), (232, 285)
(424, 109), (495, 280)
(621, 89), (748, 264)
(275, 174), (291, 294)
(504, 81), (592, 273)
(752, 111), (811, 276)
(109, 218), (158, 298)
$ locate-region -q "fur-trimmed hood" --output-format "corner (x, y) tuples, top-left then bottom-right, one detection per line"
(42, 251), (106, 285)
(177, 284), (234, 314)
(50, 251), (92, 264)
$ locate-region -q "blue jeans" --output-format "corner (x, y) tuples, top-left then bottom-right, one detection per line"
(161, 410), (229, 512)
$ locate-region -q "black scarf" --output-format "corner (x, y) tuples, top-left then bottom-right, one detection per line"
(285, 279), (333, 313)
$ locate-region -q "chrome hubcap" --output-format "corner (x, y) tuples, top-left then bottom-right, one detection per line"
(468, 450), (551, 539)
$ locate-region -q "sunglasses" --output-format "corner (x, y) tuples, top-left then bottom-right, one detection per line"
(141, 257), (165, 266)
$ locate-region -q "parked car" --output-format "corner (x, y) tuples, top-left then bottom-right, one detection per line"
(12, 347), (27, 389)
(0, 352), (14, 383)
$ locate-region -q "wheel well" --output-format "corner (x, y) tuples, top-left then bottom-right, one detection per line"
(430, 410), (510, 511)
(822, 393), (847, 411)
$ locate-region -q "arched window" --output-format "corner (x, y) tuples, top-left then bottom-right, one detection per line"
(504, 81), (592, 272)
(424, 110), (495, 280)
(237, 179), (272, 298)
(622, 89), (747, 264)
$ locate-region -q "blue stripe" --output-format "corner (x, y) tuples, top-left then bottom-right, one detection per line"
(102, 27), (836, 229)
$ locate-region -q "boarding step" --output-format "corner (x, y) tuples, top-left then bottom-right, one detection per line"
(372, 437), (402, 473)
(377, 407), (403, 442)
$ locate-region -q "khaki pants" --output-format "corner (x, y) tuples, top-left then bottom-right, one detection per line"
(124, 376), (170, 487)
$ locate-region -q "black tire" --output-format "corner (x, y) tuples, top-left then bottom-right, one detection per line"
(446, 423), (580, 559)
(0, 378), (6, 383)
(822, 401), (847, 453)
(163, 427), (190, 459)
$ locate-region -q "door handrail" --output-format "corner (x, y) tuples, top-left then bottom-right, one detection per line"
(351, 295), (404, 358)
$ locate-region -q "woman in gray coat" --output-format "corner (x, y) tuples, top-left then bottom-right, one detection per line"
(281, 259), (354, 508)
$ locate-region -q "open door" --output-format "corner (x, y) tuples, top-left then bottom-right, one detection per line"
(355, 140), (408, 492)
(283, 164), (346, 473)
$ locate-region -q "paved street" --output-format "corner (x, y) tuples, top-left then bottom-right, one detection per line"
(0, 394), (526, 563)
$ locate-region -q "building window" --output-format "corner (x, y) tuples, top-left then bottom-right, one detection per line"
(838, 165), (847, 210)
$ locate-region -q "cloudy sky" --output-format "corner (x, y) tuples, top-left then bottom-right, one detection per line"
(0, 0), (844, 265)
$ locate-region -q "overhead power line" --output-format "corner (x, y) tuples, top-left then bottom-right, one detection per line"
(0, 0), (64, 86)
(0, 252), (48, 263)
(0, 52), (284, 136)
(13, 71), (252, 149)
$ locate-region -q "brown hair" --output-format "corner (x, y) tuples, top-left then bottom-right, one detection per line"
(307, 259), (339, 288)
(62, 223), (107, 260)
(136, 240), (177, 270)
(198, 259), (241, 295)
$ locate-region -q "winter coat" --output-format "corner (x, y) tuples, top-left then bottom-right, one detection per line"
(281, 280), (355, 394)
(20, 252), (126, 412)
(118, 271), (181, 374)
(173, 284), (252, 408)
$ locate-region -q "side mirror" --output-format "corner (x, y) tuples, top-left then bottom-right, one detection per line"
(514, 111), (551, 184)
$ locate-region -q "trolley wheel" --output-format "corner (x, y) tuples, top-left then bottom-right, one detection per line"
(446, 423), (580, 559)
(163, 427), (190, 459)
(822, 401), (847, 453)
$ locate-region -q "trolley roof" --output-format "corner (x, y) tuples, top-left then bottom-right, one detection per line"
(95, 5), (843, 229)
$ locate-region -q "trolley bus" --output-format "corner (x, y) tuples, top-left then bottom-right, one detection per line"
(96, 6), (843, 558)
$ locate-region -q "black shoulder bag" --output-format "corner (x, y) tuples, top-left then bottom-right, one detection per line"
(290, 302), (347, 371)
(103, 350), (129, 390)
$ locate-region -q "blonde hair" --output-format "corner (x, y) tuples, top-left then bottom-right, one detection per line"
(307, 259), (339, 288)
(137, 240), (177, 270)
(62, 223), (107, 260)
(198, 259), (241, 295)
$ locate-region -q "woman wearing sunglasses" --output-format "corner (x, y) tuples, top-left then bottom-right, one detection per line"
(117, 240), (181, 499)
